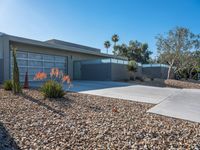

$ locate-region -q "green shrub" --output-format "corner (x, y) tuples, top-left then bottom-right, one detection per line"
(41, 80), (65, 98)
(3, 80), (13, 91)
(127, 60), (138, 72)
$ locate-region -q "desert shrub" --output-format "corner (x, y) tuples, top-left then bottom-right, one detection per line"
(3, 80), (13, 91)
(135, 76), (144, 82)
(34, 68), (71, 98)
(41, 80), (65, 98)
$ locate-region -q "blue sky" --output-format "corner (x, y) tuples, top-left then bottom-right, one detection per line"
(0, 0), (199, 58)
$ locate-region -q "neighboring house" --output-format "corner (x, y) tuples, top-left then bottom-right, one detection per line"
(0, 33), (129, 84)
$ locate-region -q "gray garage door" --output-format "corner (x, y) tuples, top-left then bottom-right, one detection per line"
(10, 51), (68, 82)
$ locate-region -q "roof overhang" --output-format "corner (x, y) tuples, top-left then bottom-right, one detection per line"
(4, 34), (127, 60)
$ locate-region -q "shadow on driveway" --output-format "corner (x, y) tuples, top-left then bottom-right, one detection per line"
(68, 80), (131, 92)
(28, 80), (132, 92)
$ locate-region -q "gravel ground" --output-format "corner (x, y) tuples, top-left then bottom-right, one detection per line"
(0, 88), (200, 149)
(165, 79), (200, 89)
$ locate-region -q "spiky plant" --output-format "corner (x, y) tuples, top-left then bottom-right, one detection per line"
(12, 46), (22, 94)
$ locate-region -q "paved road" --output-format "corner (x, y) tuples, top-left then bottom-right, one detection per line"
(70, 81), (200, 123)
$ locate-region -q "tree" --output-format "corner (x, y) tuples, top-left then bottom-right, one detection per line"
(12, 46), (22, 94)
(156, 27), (200, 79)
(104, 41), (111, 54)
(114, 43), (128, 57)
(112, 34), (119, 55)
(113, 40), (152, 63)
(185, 51), (200, 79)
(128, 41), (152, 63)
(112, 34), (119, 47)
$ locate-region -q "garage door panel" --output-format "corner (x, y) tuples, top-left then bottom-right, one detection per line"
(55, 56), (65, 62)
(11, 51), (68, 82)
(44, 62), (54, 68)
(28, 53), (42, 60)
(29, 68), (43, 75)
(16, 51), (28, 58)
(43, 55), (54, 61)
(29, 60), (43, 67)
(17, 59), (28, 66)
(55, 62), (65, 68)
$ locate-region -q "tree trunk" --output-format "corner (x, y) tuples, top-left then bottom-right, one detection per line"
(167, 65), (173, 79)
(189, 68), (195, 79)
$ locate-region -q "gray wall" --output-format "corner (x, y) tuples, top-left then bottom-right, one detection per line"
(0, 36), (3, 83)
(0, 37), (3, 59)
(77, 63), (129, 81)
(81, 63), (111, 80)
(0, 59), (3, 83)
(142, 67), (169, 79)
(111, 64), (129, 81)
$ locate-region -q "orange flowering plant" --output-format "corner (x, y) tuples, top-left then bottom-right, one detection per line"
(34, 68), (71, 89)
(34, 72), (47, 80)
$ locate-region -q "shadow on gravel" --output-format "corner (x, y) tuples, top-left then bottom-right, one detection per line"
(21, 93), (66, 117)
(0, 122), (20, 150)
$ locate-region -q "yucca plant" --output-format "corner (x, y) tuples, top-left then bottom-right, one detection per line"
(12, 46), (22, 94)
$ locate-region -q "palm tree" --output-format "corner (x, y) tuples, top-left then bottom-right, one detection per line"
(112, 34), (119, 47)
(104, 41), (111, 54)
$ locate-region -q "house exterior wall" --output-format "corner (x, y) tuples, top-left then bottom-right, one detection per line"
(2, 36), (10, 82)
(74, 62), (129, 81)
(6, 41), (108, 81)
(0, 34), (128, 83)
(0, 37), (3, 58)
(111, 64), (129, 81)
(81, 63), (111, 80)
(0, 36), (3, 83)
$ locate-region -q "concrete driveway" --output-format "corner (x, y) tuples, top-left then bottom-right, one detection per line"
(148, 89), (200, 123)
(70, 81), (200, 123)
(70, 81), (180, 104)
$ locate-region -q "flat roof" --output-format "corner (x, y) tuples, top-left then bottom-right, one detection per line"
(1, 33), (127, 60)
(45, 39), (101, 53)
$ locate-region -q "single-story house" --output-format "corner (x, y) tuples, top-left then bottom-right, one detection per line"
(0, 33), (129, 84)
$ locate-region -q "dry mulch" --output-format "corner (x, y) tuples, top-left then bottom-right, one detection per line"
(0, 88), (200, 149)
(165, 79), (200, 89)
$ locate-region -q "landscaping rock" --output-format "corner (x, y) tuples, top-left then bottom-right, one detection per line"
(0, 88), (200, 149)
(165, 79), (200, 89)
